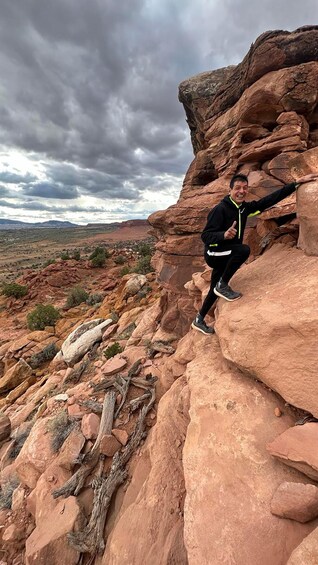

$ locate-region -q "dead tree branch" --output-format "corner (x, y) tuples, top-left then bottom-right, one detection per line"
(68, 387), (156, 554)
(52, 391), (116, 499)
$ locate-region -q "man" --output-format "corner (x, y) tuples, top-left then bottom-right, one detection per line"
(192, 172), (318, 335)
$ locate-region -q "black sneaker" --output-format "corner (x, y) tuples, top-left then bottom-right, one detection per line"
(191, 315), (215, 335)
(213, 279), (242, 302)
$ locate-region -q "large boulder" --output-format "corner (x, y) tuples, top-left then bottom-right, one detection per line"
(182, 335), (318, 565)
(215, 244), (318, 417)
(25, 496), (85, 565)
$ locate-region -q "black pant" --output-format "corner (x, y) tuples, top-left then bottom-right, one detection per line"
(199, 244), (250, 318)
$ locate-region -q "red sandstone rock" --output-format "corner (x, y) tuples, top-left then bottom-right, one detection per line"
(111, 428), (128, 446)
(27, 464), (71, 524)
(67, 403), (85, 419)
(0, 359), (32, 395)
(0, 413), (11, 446)
(296, 180), (318, 255)
(81, 413), (100, 440)
(25, 496), (84, 565)
(215, 245), (318, 417)
(15, 418), (56, 488)
(101, 356), (127, 376)
(271, 482), (318, 522)
(287, 527), (318, 564)
(102, 323), (118, 339)
(2, 523), (24, 543)
(182, 335), (316, 565)
(100, 434), (121, 457)
(267, 423), (318, 481)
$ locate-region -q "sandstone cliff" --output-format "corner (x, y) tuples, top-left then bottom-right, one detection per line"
(1, 26), (318, 565)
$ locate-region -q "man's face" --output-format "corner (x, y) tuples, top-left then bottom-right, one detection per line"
(229, 180), (248, 204)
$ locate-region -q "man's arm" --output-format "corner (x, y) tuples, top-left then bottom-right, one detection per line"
(246, 174), (318, 215)
(201, 204), (227, 245)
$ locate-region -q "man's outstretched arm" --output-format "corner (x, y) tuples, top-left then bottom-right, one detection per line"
(247, 173), (318, 215)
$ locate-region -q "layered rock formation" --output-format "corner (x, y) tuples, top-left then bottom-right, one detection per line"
(149, 25), (318, 334)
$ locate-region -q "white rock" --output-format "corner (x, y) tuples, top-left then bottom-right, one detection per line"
(61, 318), (113, 365)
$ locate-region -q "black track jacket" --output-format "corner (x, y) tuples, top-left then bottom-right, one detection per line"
(201, 182), (297, 253)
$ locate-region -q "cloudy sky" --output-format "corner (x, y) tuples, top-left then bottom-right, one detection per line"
(0, 0), (317, 224)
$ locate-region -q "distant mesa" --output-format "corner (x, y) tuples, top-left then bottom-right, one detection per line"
(0, 219), (78, 230)
(0, 218), (148, 230)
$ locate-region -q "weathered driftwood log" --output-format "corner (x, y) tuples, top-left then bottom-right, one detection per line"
(79, 399), (103, 414)
(52, 391), (116, 498)
(67, 387), (156, 554)
(90, 373), (157, 394)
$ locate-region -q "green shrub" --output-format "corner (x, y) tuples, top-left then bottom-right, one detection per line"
(89, 246), (108, 268)
(29, 342), (59, 369)
(104, 342), (123, 359)
(133, 255), (154, 275)
(47, 411), (76, 452)
(60, 251), (70, 261)
(66, 286), (89, 308)
(71, 249), (81, 261)
(136, 242), (153, 256)
(120, 266), (130, 276)
(86, 293), (104, 306)
(2, 282), (28, 299)
(27, 304), (60, 331)
(114, 255), (125, 265)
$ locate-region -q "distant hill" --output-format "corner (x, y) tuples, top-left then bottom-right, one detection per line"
(0, 218), (149, 230)
(0, 219), (78, 229)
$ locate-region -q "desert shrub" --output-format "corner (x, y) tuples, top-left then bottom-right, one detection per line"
(47, 411), (76, 452)
(0, 476), (19, 510)
(133, 255), (154, 275)
(136, 242), (153, 256)
(120, 266), (130, 276)
(60, 250), (70, 260)
(86, 293), (104, 306)
(66, 286), (89, 308)
(27, 304), (60, 331)
(1, 282), (28, 299)
(114, 255), (125, 265)
(104, 342), (123, 359)
(71, 249), (81, 261)
(89, 246), (109, 268)
(43, 258), (56, 267)
(29, 342), (59, 369)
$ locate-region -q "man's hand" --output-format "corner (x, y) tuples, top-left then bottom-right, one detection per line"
(296, 173), (318, 184)
(224, 221), (237, 239)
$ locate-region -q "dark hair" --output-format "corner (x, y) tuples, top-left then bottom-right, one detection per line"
(230, 174), (248, 188)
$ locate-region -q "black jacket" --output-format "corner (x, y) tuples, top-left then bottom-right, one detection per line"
(201, 182), (297, 250)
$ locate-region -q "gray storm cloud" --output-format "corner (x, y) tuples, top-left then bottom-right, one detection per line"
(0, 0), (317, 222)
